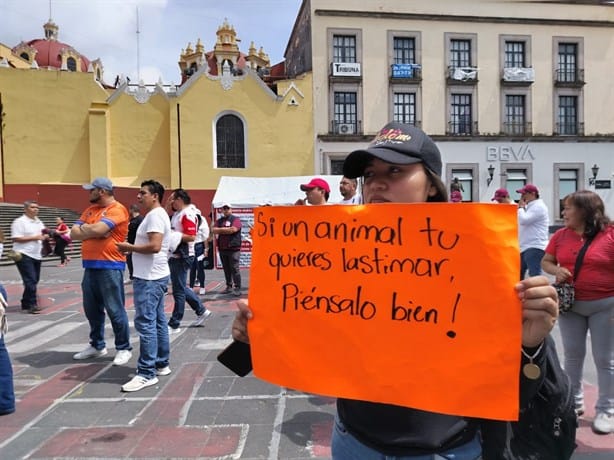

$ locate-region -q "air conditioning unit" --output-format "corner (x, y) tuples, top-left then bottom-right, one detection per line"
(338, 123), (355, 134)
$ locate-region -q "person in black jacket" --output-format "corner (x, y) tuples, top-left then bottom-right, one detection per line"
(126, 204), (143, 282)
(231, 123), (573, 459)
(212, 204), (242, 296)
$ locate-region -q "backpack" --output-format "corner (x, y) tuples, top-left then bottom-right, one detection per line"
(480, 336), (577, 460)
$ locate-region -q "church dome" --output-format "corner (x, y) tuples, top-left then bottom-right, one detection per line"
(13, 19), (93, 72)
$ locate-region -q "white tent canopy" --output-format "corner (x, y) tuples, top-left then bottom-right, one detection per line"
(211, 175), (346, 208)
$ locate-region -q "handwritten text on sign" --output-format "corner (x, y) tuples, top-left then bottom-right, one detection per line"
(248, 203), (521, 420)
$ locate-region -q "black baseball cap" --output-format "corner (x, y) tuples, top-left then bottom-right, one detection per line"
(343, 122), (442, 179)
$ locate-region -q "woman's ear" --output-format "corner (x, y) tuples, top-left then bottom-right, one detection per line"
(427, 183), (437, 197)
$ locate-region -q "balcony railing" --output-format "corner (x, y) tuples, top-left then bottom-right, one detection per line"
(331, 120), (362, 135)
(502, 121), (532, 136)
(555, 122), (585, 136)
(554, 68), (585, 85)
(501, 67), (535, 85)
(447, 66), (478, 83)
(446, 120), (478, 136)
(390, 64), (422, 81)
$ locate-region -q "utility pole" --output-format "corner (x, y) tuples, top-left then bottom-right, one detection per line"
(136, 6), (141, 82)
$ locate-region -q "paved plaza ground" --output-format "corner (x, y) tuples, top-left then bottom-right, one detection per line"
(0, 260), (611, 459)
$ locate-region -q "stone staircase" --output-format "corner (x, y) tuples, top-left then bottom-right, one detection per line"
(0, 203), (82, 266)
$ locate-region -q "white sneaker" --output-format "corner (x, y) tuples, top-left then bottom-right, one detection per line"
(121, 375), (159, 392)
(199, 287), (206, 296)
(168, 326), (181, 335)
(73, 346), (108, 360)
(592, 412), (613, 434)
(113, 350), (132, 366)
(157, 366), (172, 376)
(194, 309), (212, 327)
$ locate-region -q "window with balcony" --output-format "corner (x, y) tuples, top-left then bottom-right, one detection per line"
(446, 35), (478, 83)
(333, 35), (356, 63)
(328, 29), (362, 134)
(393, 92), (417, 126)
(557, 95), (579, 135)
(389, 32), (421, 80)
(451, 39), (471, 68)
(557, 43), (578, 83)
(501, 39), (535, 84)
(505, 41), (525, 68)
(394, 37), (416, 64)
(215, 114), (245, 168)
(449, 94), (474, 135)
(333, 91), (358, 134)
(504, 95), (529, 135)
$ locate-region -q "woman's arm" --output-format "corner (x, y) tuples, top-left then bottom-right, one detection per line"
(541, 253), (571, 283)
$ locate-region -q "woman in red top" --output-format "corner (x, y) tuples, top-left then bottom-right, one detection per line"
(542, 190), (614, 435)
(52, 216), (71, 266)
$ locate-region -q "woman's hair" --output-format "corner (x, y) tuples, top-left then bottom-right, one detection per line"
(563, 190), (611, 237)
(425, 168), (448, 203)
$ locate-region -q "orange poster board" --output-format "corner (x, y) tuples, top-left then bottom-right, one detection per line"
(248, 203), (521, 420)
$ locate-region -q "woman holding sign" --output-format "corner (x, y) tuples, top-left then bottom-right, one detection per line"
(232, 123), (574, 459)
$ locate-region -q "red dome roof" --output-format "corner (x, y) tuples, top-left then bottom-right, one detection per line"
(26, 38), (91, 71)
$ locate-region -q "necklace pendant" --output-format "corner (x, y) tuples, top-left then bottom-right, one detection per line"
(523, 363), (541, 380)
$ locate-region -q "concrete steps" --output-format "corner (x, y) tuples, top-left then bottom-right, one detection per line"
(0, 203), (82, 266)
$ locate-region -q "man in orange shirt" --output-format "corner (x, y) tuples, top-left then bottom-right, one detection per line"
(70, 177), (133, 366)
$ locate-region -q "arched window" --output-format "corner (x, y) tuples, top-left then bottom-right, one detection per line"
(20, 52), (30, 62)
(67, 57), (77, 71)
(216, 114), (245, 168)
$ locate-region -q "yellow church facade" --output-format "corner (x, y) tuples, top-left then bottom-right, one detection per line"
(0, 20), (314, 212)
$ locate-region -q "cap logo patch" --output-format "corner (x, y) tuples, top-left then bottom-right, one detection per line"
(372, 128), (411, 146)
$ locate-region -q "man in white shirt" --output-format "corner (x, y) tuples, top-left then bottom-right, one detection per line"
(339, 177), (361, 205)
(10, 201), (48, 314)
(517, 184), (550, 280)
(165, 189), (211, 332)
(117, 180), (171, 392)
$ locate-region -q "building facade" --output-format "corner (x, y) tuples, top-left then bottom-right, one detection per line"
(285, 0), (614, 222)
(0, 20), (313, 212)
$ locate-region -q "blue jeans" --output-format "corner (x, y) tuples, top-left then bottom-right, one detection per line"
(559, 296), (614, 415)
(189, 242), (205, 288)
(133, 276), (170, 379)
(0, 285), (15, 416)
(0, 334), (15, 415)
(15, 254), (41, 308)
(331, 415), (481, 460)
(168, 257), (205, 329)
(81, 269), (131, 351)
(520, 248), (544, 280)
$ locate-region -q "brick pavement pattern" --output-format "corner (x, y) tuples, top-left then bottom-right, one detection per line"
(0, 262), (611, 459)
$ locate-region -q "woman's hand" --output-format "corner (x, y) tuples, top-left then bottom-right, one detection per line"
(232, 299), (253, 344)
(555, 266), (572, 284)
(516, 276), (558, 348)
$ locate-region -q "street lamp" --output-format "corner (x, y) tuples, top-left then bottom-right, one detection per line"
(589, 164), (599, 186)
(487, 164), (495, 186)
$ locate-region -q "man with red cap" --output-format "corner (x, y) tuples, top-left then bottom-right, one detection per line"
(295, 178), (330, 205)
(517, 184), (549, 280)
(491, 188), (513, 204)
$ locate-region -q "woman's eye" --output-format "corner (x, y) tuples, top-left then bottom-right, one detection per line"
(363, 170), (374, 179)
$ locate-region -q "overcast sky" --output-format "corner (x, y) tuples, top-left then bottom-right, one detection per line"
(1, 0), (303, 86)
